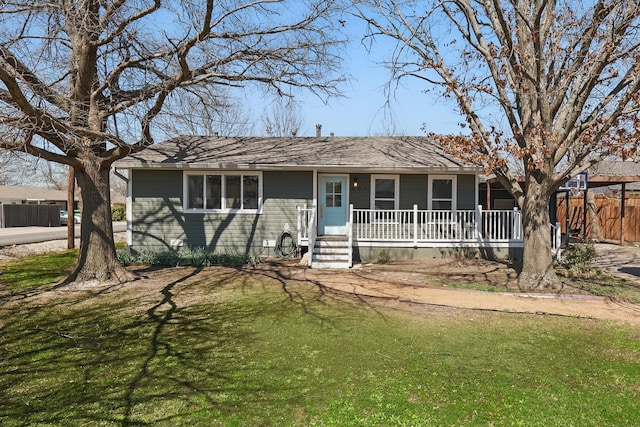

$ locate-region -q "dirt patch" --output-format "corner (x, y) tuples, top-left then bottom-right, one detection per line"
(354, 258), (519, 289)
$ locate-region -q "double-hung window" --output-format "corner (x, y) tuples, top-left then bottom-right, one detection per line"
(428, 175), (456, 223)
(185, 172), (261, 212)
(371, 175), (399, 222)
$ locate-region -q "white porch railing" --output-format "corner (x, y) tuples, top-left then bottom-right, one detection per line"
(551, 221), (562, 260)
(297, 205), (560, 261)
(351, 205), (523, 244)
(298, 205), (526, 245)
(297, 204), (316, 266)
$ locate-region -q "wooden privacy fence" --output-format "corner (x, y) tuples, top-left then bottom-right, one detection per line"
(556, 197), (640, 242)
(0, 204), (62, 228)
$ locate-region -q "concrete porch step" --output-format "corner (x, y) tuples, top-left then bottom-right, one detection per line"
(313, 247), (348, 255)
(311, 260), (351, 269)
(311, 235), (351, 269)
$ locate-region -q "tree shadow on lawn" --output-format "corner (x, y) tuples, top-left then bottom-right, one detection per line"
(248, 260), (393, 321)
(0, 263), (382, 425)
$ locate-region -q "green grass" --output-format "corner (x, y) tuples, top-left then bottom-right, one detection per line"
(0, 242), (123, 292)
(0, 249), (77, 292)
(1, 266), (639, 426)
(559, 270), (640, 303)
(430, 268), (640, 302)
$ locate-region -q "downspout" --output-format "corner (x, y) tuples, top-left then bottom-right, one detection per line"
(112, 167), (132, 249)
(113, 167), (129, 184)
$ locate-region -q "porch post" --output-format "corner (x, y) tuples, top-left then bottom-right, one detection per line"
(413, 204), (418, 248)
(296, 205), (302, 246)
(348, 204), (354, 267)
(476, 205), (483, 240)
(555, 221), (562, 260)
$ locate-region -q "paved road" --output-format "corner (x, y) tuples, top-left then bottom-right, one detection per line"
(0, 222), (126, 246)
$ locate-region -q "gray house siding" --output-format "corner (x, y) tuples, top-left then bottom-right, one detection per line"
(130, 170), (184, 252)
(261, 171), (314, 250)
(457, 174), (476, 210)
(130, 170), (313, 254)
(349, 173), (470, 211)
(400, 174), (428, 209)
(349, 173), (371, 209)
(129, 170), (479, 257)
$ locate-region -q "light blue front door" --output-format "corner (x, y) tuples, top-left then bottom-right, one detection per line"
(319, 175), (347, 235)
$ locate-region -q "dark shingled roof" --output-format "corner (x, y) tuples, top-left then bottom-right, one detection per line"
(587, 161), (640, 191)
(588, 161), (640, 177)
(115, 136), (480, 172)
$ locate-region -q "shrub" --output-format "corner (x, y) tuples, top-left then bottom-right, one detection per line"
(376, 248), (391, 264)
(116, 249), (136, 265)
(561, 239), (596, 271)
(111, 204), (126, 221)
(118, 247), (260, 267)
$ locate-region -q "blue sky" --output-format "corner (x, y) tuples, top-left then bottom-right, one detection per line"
(254, 15), (467, 138)
(294, 40), (465, 137)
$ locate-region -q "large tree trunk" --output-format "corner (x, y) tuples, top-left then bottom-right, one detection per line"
(518, 177), (561, 290)
(67, 161), (132, 283)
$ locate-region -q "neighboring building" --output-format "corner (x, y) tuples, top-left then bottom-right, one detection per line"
(0, 185), (71, 207)
(115, 136), (543, 268)
(0, 185), (80, 228)
(588, 161), (640, 196)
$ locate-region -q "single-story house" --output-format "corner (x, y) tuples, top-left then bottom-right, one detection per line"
(115, 136), (552, 268)
(0, 185), (81, 228)
(0, 185), (71, 206)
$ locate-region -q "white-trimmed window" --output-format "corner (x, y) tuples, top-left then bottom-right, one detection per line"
(371, 175), (399, 210)
(184, 172), (261, 212)
(428, 175), (456, 210)
(370, 175), (399, 222)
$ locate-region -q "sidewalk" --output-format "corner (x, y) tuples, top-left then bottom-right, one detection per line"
(0, 222), (125, 246)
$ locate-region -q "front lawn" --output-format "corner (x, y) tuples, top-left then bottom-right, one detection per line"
(0, 265), (639, 426)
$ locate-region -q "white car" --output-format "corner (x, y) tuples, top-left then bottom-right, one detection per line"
(60, 210), (81, 226)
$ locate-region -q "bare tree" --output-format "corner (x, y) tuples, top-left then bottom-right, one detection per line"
(155, 86), (256, 137)
(0, 0), (346, 282)
(0, 150), (36, 186)
(262, 96), (304, 136)
(38, 162), (68, 190)
(358, 0), (640, 289)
